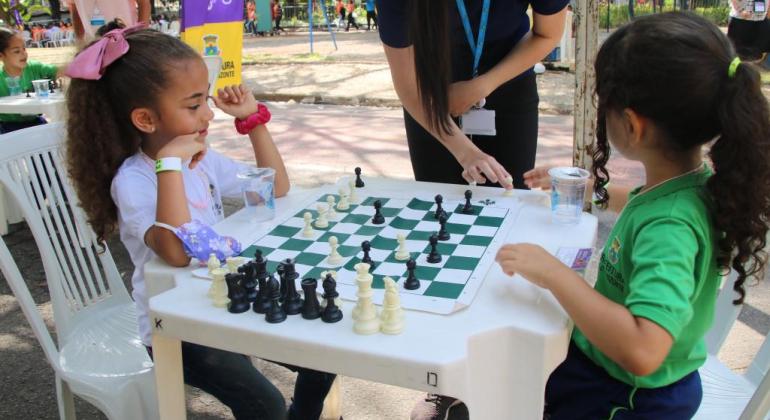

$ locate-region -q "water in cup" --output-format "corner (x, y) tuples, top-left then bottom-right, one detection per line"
(548, 167), (590, 225)
(238, 167), (276, 221)
(32, 79), (50, 98)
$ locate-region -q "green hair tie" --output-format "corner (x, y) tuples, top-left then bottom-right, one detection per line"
(728, 57), (741, 79)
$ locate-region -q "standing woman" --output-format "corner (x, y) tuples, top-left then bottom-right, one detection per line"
(377, 0), (567, 190)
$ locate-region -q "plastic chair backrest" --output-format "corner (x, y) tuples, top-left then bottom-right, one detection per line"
(203, 55), (222, 96)
(0, 123), (131, 343)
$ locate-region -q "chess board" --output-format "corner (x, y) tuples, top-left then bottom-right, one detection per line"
(239, 186), (518, 314)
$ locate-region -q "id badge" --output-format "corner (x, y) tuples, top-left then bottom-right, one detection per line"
(755, 0), (765, 13)
(460, 108), (496, 136)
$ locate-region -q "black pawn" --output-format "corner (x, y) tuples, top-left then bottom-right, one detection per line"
(253, 267), (272, 314)
(226, 273), (250, 313)
(462, 190), (475, 214)
(372, 199), (385, 225)
(404, 258), (420, 290)
(361, 240), (375, 269)
(426, 234), (442, 264)
(280, 259), (303, 315)
(276, 261), (287, 301)
(437, 214), (450, 241)
(238, 262), (258, 303)
(49, 80), (55, 94)
(265, 274), (287, 323)
(25, 89), (30, 98)
(354, 166), (365, 187)
(434, 194), (446, 219)
(300, 278), (322, 320)
(321, 273), (343, 323)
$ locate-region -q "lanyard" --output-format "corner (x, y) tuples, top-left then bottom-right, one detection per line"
(456, 0), (490, 77)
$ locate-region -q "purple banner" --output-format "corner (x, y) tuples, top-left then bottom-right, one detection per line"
(181, 0), (244, 31)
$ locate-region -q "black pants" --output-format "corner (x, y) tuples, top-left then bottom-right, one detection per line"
(728, 17), (770, 60)
(274, 17), (283, 31)
(366, 10), (377, 29)
(346, 13), (359, 30)
(404, 72), (539, 189)
(147, 342), (336, 420)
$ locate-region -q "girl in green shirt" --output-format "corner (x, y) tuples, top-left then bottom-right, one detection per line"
(497, 12), (770, 419)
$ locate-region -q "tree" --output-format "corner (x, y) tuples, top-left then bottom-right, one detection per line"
(49, 0), (61, 20)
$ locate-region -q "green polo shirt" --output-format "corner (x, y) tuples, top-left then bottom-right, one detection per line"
(572, 165), (720, 388)
(0, 60), (58, 123)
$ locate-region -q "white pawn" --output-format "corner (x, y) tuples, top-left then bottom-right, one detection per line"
(209, 268), (230, 308)
(380, 276), (404, 335)
(302, 212), (315, 238)
(226, 257), (241, 273)
(315, 203), (329, 228)
(337, 188), (350, 211)
(395, 233), (410, 261)
(353, 263), (380, 335)
(206, 253), (221, 298)
(327, 236), (343, 265)
(503, 175), (514, 197)
(326, 195), (337, 220)
(348, 179), (358, 204)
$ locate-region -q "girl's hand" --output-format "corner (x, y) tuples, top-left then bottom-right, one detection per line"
(523, 167), (554, 190)
(212, 84), (259, 120)
(459, 148), (511, 186)
(448, 78), (489, 117)
(495, 243), (569, 289)
(157, 133), (208, 169)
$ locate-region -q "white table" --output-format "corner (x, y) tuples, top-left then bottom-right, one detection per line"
(146, 179), (598, 420)
(0, 92), (66, 121)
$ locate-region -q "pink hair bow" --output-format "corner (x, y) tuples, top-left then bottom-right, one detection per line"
(64, 24), (147, 80)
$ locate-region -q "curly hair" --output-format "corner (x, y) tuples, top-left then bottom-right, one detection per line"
(66, 29), (200, 244)
(591, 12), (770, 304)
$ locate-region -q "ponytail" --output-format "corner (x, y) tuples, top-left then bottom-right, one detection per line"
(711, 61), (770, 304)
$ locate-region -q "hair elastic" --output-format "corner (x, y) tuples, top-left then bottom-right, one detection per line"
(728, 57), (741, 79)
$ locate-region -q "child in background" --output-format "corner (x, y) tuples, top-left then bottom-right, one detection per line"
(0, 28), (58, 133)
(498, 12), (770, 419)
(65, 26), (335, 420)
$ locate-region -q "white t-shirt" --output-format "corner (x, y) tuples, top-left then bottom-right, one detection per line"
(111, 149), (250, 346)
(730, 0), (768, 21)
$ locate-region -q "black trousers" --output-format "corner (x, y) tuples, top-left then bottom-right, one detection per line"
(366, 10), (377, 29)
(404, 72), (539, 189)
(728, 17), (770, 60)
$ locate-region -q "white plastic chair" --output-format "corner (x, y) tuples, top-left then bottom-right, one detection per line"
(0, 123), (159, 420)
(695, 271), (770, 419)
(203, 55), (222, 96)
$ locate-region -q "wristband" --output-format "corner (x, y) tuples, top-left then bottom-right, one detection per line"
(234, 103), (271, 135)
(155, 157), (183, 173)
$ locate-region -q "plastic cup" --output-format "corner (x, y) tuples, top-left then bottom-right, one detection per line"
(238, 167), (276, 222)
(32, 79), (50, 98)
(548, 167), (590, 225)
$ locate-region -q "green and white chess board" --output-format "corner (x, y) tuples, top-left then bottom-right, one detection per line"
(240, 188), (518, 314)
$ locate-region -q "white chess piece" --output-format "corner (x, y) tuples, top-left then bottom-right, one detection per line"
(326, 195), (337, 219)
(348, 179), (358, 204)
(353, 262), (380, 335)
(210, 268), (230, 308)
(395, 233), (410, 261)
(337, 188), (350, 211)
(315, 203), (329, 228)
(302, 212), (315, 238)
(503, 175), (514, 197)
(380, 276), (404, 334)
(327, 236), (343, 265)
(226, 257), (241, 273)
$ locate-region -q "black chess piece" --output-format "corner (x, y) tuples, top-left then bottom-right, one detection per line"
(253, 249), (267, 278)
(321, 273), (343, 323)
(360, 240), (375, 269)
(48, 80), (55, 94)
(371, 199), (385, 225)
(354, 167), (365, 188)
(300, 278), (322, 320)
(427, 233), (442, 263)
(25, 89), (31, 98)
(253, 269), (272, 314)
(437, 214), (450, 241)
(404, 258), (420, 290)
(461, 189), (474, 214)
(226, 273), (250, 313)
(265, 274), (287, 323)
(434, 194), (447, 219)
(276, 261), (287, 301)
(238, 262), (258, 303)
(280, 259), (303, 315)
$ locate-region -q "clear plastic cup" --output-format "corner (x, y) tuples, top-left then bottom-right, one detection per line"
(32, 79), (50, 98)
(548, 167), (590, 225)
(238, 167), (276, 221)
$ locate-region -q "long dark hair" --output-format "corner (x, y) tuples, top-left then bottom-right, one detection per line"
(409, 0), (452, 135)
(66, 30), (200, 244)
(591, 12), (770, 304)
(0, 27), (18, 53)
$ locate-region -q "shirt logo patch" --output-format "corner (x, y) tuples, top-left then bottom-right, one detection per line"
(608, 237), (621, 265)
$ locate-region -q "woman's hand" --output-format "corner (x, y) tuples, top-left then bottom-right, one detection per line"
(495, 243), (568, 289)
(448, 78), (490, 117)
(212, 84), (259, 120)
(523, 166), (553, 190)
(157, 132), (207, 169)
(459, 147), (511, 186)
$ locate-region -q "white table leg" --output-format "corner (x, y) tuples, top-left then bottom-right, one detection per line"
(152, 334), (186, 420)
(0, 185), (8, 236)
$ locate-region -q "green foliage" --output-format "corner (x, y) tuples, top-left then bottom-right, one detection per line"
(598, 2), (729, 28)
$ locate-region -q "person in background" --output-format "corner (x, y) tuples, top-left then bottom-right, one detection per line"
(346, 0), (360, 31)
(727, 0), (770, 60)
(274, 1), (285, 33)
(366, 0), (377, 30)
(337, 0), (347, 30)
(67, 0), (150, 41)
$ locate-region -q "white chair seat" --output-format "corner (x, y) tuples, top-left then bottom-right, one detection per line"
(59, 303), (152, 378)
(695, 354), (758, 419)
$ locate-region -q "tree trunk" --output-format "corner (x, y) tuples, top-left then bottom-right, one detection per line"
(50, 0), (61, 20)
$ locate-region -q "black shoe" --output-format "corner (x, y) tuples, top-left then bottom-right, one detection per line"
(410, 394), (469, 420)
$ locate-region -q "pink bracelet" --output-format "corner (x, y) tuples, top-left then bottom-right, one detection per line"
(234, 103), (271, 135)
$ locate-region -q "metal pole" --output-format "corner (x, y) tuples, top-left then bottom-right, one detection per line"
(309, 0), (314, 53)
(320, 0), (338, 50)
